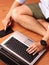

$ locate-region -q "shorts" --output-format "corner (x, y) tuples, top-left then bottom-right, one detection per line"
(26, 3), (49, 22)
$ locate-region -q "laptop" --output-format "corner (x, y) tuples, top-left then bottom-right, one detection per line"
(0, 31), (46, 65)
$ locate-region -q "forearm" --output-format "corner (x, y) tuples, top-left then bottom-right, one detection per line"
(42, 28), (49, 45)
(5, 0), (21, 19)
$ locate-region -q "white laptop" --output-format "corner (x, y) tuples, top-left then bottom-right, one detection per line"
(0, 31), (46, 65)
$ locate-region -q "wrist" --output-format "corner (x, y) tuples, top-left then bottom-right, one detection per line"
(40, 40), (47, 48)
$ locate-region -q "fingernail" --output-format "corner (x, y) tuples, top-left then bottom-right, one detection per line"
(33, 52), (36, 55)
(26, 49), (28, 51)
(29, 52), (31, 54)
(33, 53), (35, 55)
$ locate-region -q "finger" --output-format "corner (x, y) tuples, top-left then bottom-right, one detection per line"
(6, 22), (11, 29)
(4, 26), (7, 30)
(2, 20), (6, 30)
(26, 44), (34, 51)
(27, 46), (36, 53)
(7, 22), (11, 27)
(4, 23), (8, 30)
(33, 50), (38, 55)
(3, 23), (7, 30)
(28, 48), (37, 54)
(26, 46), (33, 52)
(7, 21), (11, 25)
(8, 22), (11, 26)
(3, 21), (8, 30)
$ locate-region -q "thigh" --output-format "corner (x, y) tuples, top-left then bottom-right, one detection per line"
(13, 4), (33, 16)
(37, 19), (49, 30)
(26, 3), (45, 19)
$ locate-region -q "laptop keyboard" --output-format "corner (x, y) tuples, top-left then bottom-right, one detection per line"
(4, 37), (38, 63)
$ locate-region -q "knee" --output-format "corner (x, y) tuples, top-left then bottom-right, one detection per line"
(12, 8), (23, 23)
(12, 7), (24, 19)
(12, 8), (18, 19)
(12, 5), (25, 15)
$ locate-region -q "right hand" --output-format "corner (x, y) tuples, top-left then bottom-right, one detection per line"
(2, 18), (11, 30)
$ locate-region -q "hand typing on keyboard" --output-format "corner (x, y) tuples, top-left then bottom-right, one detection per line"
(26, 41), (44, 55)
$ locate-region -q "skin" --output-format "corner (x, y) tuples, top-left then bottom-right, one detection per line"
(2, 0), (49, 55)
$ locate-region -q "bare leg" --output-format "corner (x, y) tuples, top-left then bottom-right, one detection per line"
(11, 5), (46, 36)
(37, 19), (49, 30)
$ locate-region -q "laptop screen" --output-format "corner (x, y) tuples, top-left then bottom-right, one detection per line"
(4, 37), (39, 63)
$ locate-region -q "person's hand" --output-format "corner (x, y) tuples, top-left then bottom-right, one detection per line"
(26, 42), (44, 55)
(2, 18), (11, 30)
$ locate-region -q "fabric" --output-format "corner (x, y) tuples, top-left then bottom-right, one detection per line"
(26, 3), (45, 19)
(15, 0), (25, 4)
(15, 0), (49, 19)
(39, 0), (49, 19)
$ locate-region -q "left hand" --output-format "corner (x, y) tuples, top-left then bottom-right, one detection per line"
(26, 42), (44, 55)
(2, 17), (12, 30)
